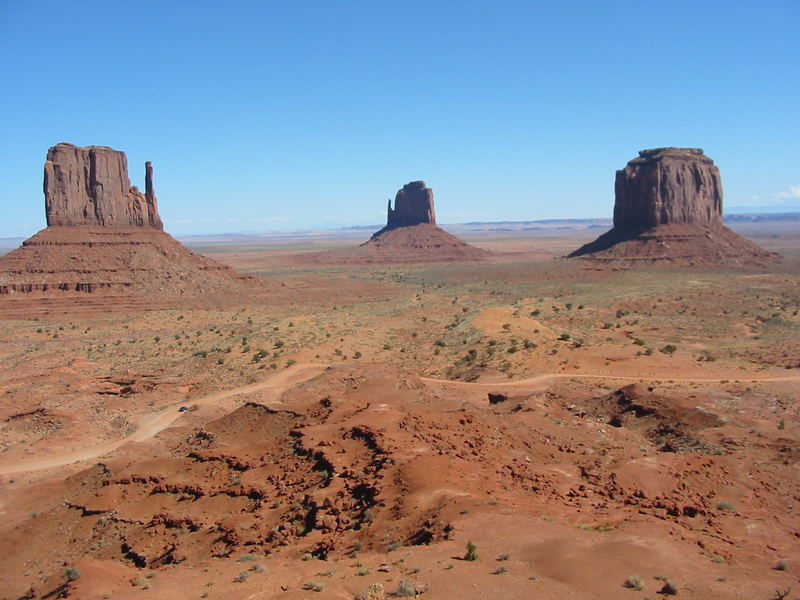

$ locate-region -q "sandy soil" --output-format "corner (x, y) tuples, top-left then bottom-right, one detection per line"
(0, 226), (798, 600)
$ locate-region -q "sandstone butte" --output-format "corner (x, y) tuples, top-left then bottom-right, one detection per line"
(298, 181), (488, 265)
(568, 147), (776, 265)
(44, 143), (163, 229)
(374, 180), (436, 234)
(0, 143), (264, 316)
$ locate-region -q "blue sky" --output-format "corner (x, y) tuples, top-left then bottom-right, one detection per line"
(1, 1), (798, 236)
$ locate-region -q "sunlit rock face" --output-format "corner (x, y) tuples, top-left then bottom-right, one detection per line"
(44, 142), (162, 229)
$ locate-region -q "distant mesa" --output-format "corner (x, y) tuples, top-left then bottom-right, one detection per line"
(0, 143), (265, 316)
(568, 147), (777, 265)
(298, 181), (488, 265)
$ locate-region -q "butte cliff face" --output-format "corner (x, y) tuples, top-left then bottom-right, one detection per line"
(0, 143), (265, 315)
(385, 180), (436, 229)
(568, 147), (775, 265)
(613, 148), (722, 231)
(44, 143), (163, 229)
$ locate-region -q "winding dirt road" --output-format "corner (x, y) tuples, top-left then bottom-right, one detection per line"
(0, 363), (328, 476)
(1, 363), (797, 476)
(420, 371), (800, 387)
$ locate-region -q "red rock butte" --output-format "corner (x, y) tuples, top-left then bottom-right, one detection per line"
(378, 180), (436, 233)
(299, 181), (487, 265)
(0, 143), (265, 316)
(568, 147), (776, 265)
(44, 143), (163, 229)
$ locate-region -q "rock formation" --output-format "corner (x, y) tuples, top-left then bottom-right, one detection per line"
(44, 143), (163, 229)
(613, 148), (722, 230)
(0, 143), (265, 315)
(298, 181), (487, 265)
(384, 180), (436, 230)
(568, 147), (776, 265)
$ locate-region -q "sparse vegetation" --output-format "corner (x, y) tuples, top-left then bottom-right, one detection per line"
(658, 581), (678, 595)
(237, 552), (259, 562)
(464, 540), (478, 561)
(623, 575), (644, 590)
(396, 580), (418, 597)
(302, 581), (324, 592)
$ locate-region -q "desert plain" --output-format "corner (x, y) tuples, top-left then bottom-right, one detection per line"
(0, 218), (798, 600)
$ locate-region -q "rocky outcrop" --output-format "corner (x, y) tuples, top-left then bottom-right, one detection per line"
(614, 148), (722, 231)
(382, 181), (435, 232)
(44, 143), (162, 229)
(0, 143), (267, 315)
(568, 147), (776, 265)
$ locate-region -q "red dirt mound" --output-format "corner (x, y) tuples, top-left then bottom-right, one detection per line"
(568, 222), (777, 266)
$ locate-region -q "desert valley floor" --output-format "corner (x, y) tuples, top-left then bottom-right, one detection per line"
(0, 224), (798, 600)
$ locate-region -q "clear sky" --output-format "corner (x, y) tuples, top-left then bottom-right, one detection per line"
(1, 1), (798, 237)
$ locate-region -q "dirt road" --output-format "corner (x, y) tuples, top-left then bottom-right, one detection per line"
(0, 363), (328, 476)
(420, 371), (800, 387)
(1, 362), (797, 476)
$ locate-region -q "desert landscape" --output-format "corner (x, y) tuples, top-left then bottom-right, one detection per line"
(0, 142), (798, 600)
(3, 2), (800, 597)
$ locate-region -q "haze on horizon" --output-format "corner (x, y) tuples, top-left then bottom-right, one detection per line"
(0, 1), (798, 238)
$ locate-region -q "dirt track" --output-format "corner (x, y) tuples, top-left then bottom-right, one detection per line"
(0, 363), (328, 476)
(1, 363), (797, 476)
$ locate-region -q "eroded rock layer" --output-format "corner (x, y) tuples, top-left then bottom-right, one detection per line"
(0, 227), (265, 315)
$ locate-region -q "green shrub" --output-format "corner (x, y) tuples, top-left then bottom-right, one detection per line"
(464, 541), (478, 561)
